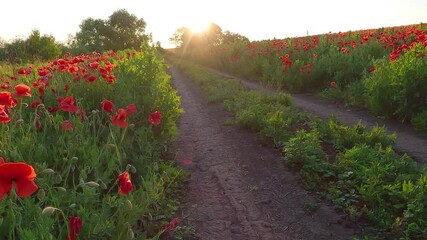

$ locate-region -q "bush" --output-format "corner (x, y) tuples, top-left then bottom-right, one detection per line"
(364, 43), (427, 121)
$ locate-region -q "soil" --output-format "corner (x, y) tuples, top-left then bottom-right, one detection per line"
(167, 65), (363, 240)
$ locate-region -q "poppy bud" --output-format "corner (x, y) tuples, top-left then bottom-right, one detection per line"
(127, 226), (135, 239)
(42, 207), (57, 216)
(37, 189), (46, 201)
(54, 174), (62, 184)
(125, 200), (133, 211)
(85, 181), (100, 188)
(55, 187), (66, 192)
(15, 119), (24, 125)
(40, 168), (55, 174)
(69, 203), (77, 208)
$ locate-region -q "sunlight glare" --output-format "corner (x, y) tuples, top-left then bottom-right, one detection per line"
(186, 19), (211, 33)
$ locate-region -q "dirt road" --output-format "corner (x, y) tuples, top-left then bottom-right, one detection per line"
(168, 65), (362, 240)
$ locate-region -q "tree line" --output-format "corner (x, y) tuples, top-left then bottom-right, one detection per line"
(0, 9), (248, 63)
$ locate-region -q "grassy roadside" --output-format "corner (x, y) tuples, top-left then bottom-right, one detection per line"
(166, 56), (427, 240)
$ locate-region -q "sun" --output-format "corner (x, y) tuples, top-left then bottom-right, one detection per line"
(187, 20), (211, 34)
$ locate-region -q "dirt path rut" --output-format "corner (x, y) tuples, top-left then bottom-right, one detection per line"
(169, 65), (361, 240)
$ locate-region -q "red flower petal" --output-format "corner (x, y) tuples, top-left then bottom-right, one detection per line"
(15, 84), (32, 97)
(0, 162), (38, 200)
(111, 108), (128, 128)
(125, 103), (137, 116)
(101, 100), (115, 114)
(14, 178), (38, 198)
(0, 179), (12, 201)
(149, 111), (161, 126)
(117, 172), (133, 195)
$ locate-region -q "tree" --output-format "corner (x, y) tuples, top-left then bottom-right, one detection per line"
(75, 18), (107, 53)
(170, 22), (248, 50)
(73, 9), (150, 53)
(105, 9), (148, 50)
(0, 38), (6, 61)
(221, 31), (249, 44)
(203, 22), (222, 47)
(26, 30), (61, 60)
(169, 27), (186, 48)
(2, 30), (61, 63)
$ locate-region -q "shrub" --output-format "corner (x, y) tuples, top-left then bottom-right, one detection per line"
(364, 43), (427, 121)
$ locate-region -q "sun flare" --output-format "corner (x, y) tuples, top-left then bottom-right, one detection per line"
(187, 20), (211, 34)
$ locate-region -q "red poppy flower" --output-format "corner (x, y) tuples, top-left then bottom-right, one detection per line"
(17, 66), (32, 75)
(0, 159), (38, 201)
(0, 105), (11, 123)
(330, 81), (337, 88)
(66, 215), (82, 240)
(0, 91), (18, 108)
(14, 84), (32, 98)
(59, 96), (78, 112)
(38, 87), (45, 97)
(38, 68), (49, 77)
(87, 75), (97, 83)
(0, 82), (10, 89)
(149, 111), (161, 126)
(105, 75), (116, 84)
(47, 106), (58, 113)
(17, 69), (27, 75)
(101, 100), (115, 114)
(117, 171), (133, 195)
(62, 120), (74, 131)
(125, 103), (137, 116)
(30, 100), (41, 109)
(369, 66), (376, 72)
(89, 61), (99, 70)
(111, 108), (128, 128)
(67, 65), (79, 74)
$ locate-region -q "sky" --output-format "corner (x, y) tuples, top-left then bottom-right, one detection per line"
(1, 0), (426, 48)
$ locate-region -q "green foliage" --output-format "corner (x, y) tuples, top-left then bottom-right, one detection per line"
(330, 144), (424, 237)
(325, 118), (396, 150)
(364, 43), (427, 121)
(73, 9), (150, 53)
(412, 110), (427, 132)
(283, 130), (326, 169)
(1, 30), (61, 63)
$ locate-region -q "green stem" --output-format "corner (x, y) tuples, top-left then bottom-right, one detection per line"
(119, 127), (128, 146)
(8, 195), (16, 240)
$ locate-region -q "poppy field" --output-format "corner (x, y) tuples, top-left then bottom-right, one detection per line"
(187, 23), (427, 131)
(0, 44), (183, 239)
